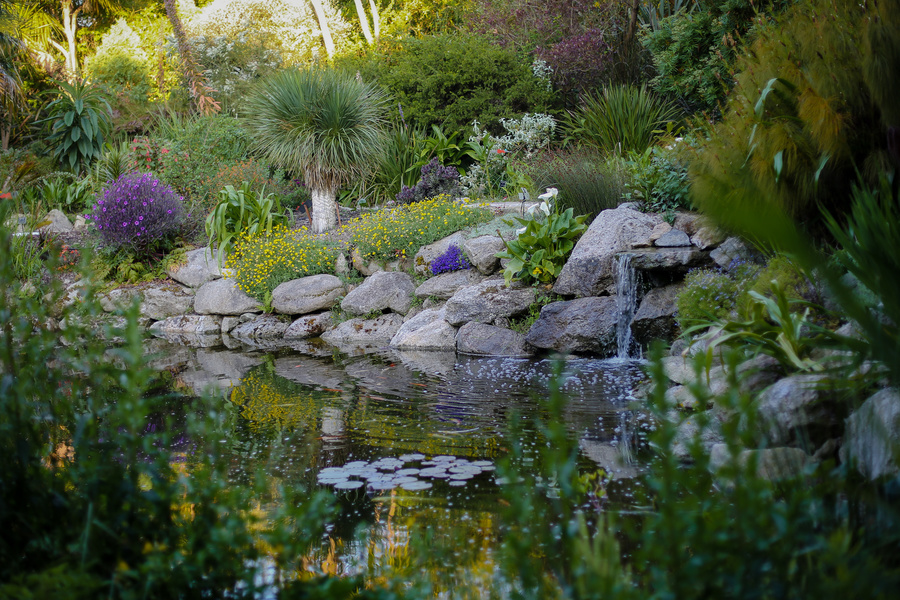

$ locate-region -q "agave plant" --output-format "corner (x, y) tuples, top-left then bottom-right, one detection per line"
(244, 67), (388, 233)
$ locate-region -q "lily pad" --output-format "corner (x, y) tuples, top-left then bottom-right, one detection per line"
(400, 481), (433, 491)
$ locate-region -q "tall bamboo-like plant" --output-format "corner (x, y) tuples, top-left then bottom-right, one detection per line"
(244, 67), (388, 233)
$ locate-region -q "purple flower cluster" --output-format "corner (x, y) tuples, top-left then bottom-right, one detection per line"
(431, 244), (471, 275)
(89, 172), (184, 257)
(397, 158), (461, 204)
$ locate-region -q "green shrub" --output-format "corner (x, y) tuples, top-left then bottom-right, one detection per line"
(522, 147), (627, 221)
(676, 265), (757, 329)
(338, 33), (559, 133)
(349, 194), (491, 262)
(227, 224), (340, 305)
(624, 140), (692, 214)
(88, 53), (153, 105)
(561, 84), (680, 155)
(205, 181), (290, 261)
(41, 80), (112, 173)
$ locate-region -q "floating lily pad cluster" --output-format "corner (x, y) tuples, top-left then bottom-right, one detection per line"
(316, 454), (495, 492)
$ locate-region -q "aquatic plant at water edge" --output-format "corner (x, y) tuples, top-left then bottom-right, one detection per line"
(350, 194), (491, 262)
(89, 172), (185, 259)
(227, 224), (340, 304)
(430, 243), (470, 275)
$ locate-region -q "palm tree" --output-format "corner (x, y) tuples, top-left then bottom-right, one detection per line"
(244, 67), (388, 234)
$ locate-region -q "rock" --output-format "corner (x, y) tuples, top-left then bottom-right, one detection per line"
(284, 312), (333, 339)
(841, 388), (900, 480)
(671, 411), (725, 462)
(149, 314), (222, 335)
(413, 232), (465, 276)
(73, 215), (87, 231)
(350, 247), (413, 277)
(756, 374), (840, 446)
(672, 212), (701, 236)
(690, 224), (727, 250)
(456, 322), (532, 357)
(626, 247), (712, 272)
(271, 274), (344, 315)
(444, 279), (536, 326)
(462, 235), (505, 274)
(709, 445), (811, 481)
(710, 236), (757, 269)
(554, 206), (661, 297)
(389, 307), (457, 351)
(221, 316), (241, 334)
(39, 209), (73, 233)
(166, 247), (224, 289)
(415, 269), (487, 300)
(334, 252), (350, 276)
(194, 278), (262, 315)
(196, 349), (263, 384)
(525, 296), (618, 356)
(99, 288), (142, 313)
(630, 283), (682, 348)
(661, 355), (696, 385)
(672, 354), (784, 411)
(342, 271), (416, 316)
(321, 313), (405, 347)
(140, 283), (195, 321)
(388, 349), (458, 376)
(230, 314), (291, 339)
(645, 222), (673, 246)
(654, 229), (692, 247)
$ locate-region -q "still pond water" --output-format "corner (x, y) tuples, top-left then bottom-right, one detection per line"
(146, 338), (648, 588)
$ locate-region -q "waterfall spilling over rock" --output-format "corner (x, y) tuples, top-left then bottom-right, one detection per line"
(615, 253), (640, 359)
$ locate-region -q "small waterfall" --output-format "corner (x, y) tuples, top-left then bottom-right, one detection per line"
(614, 253), (640, 359)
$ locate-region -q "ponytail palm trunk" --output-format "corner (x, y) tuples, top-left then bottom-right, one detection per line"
(245, 68), (387, 233)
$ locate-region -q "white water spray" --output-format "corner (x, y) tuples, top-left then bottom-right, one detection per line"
(614, 253), (640, 359)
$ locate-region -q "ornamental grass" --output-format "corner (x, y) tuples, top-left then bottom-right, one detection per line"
(349, 194), (491, 262)
(226, 224), (340, 303)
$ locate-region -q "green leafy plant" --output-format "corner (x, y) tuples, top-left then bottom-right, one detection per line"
(205, 181), (290, 262)
(40, 80), (111, 172)
(624, 141), (692, 213)
(496, 189), (588, 285)
(561, 84), (680, 155)
(38, 175), (94, 213)
(346, 117), (428, 208)
(676, 265), (756, 329)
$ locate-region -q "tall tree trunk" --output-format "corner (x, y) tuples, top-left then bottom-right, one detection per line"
(354, 0), (374, 45)
(163, 0), (220, 114)
(310, 0), (335, 59)
(59, 0), (79, 76)
(310, 185), (338, 233)
(368, 0), (380, 40)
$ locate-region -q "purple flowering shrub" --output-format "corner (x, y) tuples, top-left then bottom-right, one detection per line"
(431, 244), (471, 275)
(537, 29), (614, 102)
(89, 172), (185, 258)
(397, 158), (461, 204)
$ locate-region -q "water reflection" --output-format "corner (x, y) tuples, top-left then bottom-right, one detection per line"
(145, 339), (649, 586)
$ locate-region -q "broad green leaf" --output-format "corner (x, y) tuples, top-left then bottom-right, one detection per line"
(64, 111), (75, 127)
(70, 127), (81, 142)
(74, 98), (83, 114)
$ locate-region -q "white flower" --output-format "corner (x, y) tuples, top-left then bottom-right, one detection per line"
(538, 187), (558, 200)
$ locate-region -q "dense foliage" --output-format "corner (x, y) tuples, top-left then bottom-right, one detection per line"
(396, 157), (461, 204)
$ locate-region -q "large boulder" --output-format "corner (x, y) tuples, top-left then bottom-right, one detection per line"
(39, 209), (73, 233)
(140, 283), (195, 321)
(229, 314), (291, 339)
(194, 278), (262, 315)
(710, 236), (757, 269)
(654, 229), (692, 247)
(99, 287), (142, 313)
(166, 247), (223, 288)
(342, 271), (416, 316)
(149, 314), (222, 335)
(271, 274), (344, 315)
(413, 232), (465, 276)
(709, 445), (811, 481)
(284, 312), (333, 339)
(456, 322), (532, 357)
(553, 206), (661, 297)
(525, 296), (619, 356)
(389, 307), (457, 351)
(321, 313), (405, 347)
(444, 279), (536, 326)
(626, 247), (711, 272)
(630, 283), (682, 348)
(415, 269), (487, 300)
(840, 388), (900, 480)
(755, 374), (840, 446)
(463, 234), (506, 274)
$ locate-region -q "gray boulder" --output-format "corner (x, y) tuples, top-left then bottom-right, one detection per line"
(140, 284), (195, 321)
(388, 349), (458, 376)
(690, 224), (727, 250)
(321, 313), (405, 347)
(463, 234), (505, 274)
(627, 247), (711, 272)
(630, 283), (682, 348)
(673, 212), (702, 236)
(643, 222), (673, 247)
(671, 411), (725, 462)
(342, 271), (416, 316)
(554, 206), (661, 297)
(654, 229), (692, 247)
(221, 316), (240, 334)
(756, 374), (840, 446)
(415, 269), (487, 300)
(389, 307), (457, 351)
(413, 232), (465, 276)
(39, 209), (73, 233)
(444, 279), (536, 326)
(456, 322), (532, 357)
(709, 445), (811, 481)
(271, 274), (344, 315)
(525, 296), (618, 356)
(710, 236), (757, 269)
(349, 247), (413, 277)
(194, 278), (262, 315)
(230, 314), (291, 339)
(149, 314), (222, 335)
(99, 287), (142, 313)
(840, 388), (900, 480)
(284, 312), (333, 339)
(166, 247), (223, 288)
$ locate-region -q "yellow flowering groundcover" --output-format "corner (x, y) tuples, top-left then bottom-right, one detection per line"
(349, 194), (491, 262)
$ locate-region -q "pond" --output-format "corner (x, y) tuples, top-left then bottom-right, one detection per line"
(145, 338), (649, 590)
